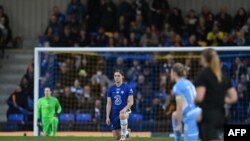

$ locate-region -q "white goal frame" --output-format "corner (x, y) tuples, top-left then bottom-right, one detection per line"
(34, 47), (250, 136)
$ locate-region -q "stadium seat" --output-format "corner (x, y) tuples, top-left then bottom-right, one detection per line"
(129, 113), (143, 122)
(129, 113), (143, 131)
(7, 114), (24, 122)
(75, 113), (92, 122)
(59, 113), (75, 122)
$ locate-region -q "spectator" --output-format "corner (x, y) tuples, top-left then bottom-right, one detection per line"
(127, 60), (141, 81)
(150, 0), (169, 30)
(234, 7), (247, 29)
(148, 25), (160, 46)
(113, 57), (125, 73)
(231, 57), (247, 80)
(128, 32), (139, 46)
(50, 35), (61, 47)
(53, 82), (64, 97)
(133, 93), (147, 114)
(83, 85), (94, 101)
(161, 54), (174, 73)
(44, 27), (54, 44)
(135, 74), (153, 99)
(0, 5), (11, 58)
(77, 58), (91, 84)
(6, 85), (29, 121)
(65, 14), (80, 39)
(45, 15), (61, 35)
(78, 85), (94, 112)
(100, 0), (116, 32)
(100, 86), (107, 98)
(201, 5), (214, 31)
(58, 87), (78, 113)
(216, 6), (233, 33)
(60, 26), (74, 47)
(162, 95), (175, 120)
(121, 37), (129, 47)
(95, 27), (109, 46)
(52, 6), (66, 25)
(20, 77), (32, 99)
(91, 69), (112, 88)
(206, 23), (224, 46)
(86, 0), (101, 32)
(108, 37), (115, 47)
(70, 79), (83, 99)
(168, 8), (183, 34)
(113, 32), (122, 46)
(117, 0), (133, 25)
(23, 64), (34, 93)
(239, 74), (248, 89)
(187, 34), (199, 46)
(116, 16), (129, 38)
(172, 34), (182, 47)
(79, 30), (88, 47)
(161, 23), (174, 46)
(186, 9), (198, 34)
(132, 0), (151, 25)
(57, 62), (72, 87)
(149, 97), (164, 121)
(231, 83), (249, 121)
(67, 0), (85, 21)
(196, 16), (208, 44)
(219, 34), (236, 46)
(92, 99), (102, 123)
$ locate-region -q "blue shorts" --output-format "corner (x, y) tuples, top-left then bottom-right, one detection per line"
(111, 110), (121, 130)
(110, 109), (131, 131)
(183, 107), (202, 141)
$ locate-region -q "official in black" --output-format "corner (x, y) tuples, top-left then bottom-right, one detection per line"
(195, 48), (238, 141)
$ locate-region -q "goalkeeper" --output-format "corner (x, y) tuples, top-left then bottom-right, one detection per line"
(37, 87), (62, 136)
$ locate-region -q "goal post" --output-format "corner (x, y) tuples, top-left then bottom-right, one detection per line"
(34, 47), (250, 136)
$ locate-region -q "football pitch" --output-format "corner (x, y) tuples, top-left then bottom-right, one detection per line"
(0, 137), (173, 141)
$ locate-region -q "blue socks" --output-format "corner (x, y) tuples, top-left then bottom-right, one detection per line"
(172, 119), (181, 141)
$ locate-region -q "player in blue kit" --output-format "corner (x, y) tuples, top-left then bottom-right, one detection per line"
(171, 63), (202, 141)
(106, 70), (134, 140)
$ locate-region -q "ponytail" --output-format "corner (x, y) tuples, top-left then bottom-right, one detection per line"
(210, 55), (222, 82)
(202, 48), (222, 82)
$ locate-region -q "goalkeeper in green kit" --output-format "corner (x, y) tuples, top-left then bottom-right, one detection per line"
(37, 87), (62, 136)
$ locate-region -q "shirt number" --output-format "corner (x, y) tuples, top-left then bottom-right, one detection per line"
(114, 95), (122, 105)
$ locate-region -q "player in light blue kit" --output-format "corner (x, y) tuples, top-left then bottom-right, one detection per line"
(171, 63), (202, 141)
(106, 70), (133, 140)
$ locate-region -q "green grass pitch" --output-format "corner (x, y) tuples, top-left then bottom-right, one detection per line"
(0, 137), (174, 141)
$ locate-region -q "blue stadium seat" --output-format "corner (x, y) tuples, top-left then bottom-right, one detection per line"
(76, 113), (92, 122)
(129, 113), (143, 122)
(59, 113), (75, 122)
(7, 114), (24, 122)
(129, 113), (143, 131)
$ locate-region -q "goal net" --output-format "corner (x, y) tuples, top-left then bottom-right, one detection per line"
(34, 47), (250, 136)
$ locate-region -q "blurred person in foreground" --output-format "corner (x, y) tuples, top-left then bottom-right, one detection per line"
(196, 48), (238, 141)
(37, 87), (62, 136)
(171, 63), (201, 141)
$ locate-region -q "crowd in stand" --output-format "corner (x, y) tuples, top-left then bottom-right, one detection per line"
(4, 0), (250, 131)
(41, 0), (250, 47)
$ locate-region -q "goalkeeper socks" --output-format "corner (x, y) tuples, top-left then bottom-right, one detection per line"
(172, 119), (181, 141)
(120, 119), (128, 136)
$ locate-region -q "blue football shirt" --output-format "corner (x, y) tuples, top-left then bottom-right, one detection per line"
(107, 83), (133, 111)
(173, 78), (197, 116)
